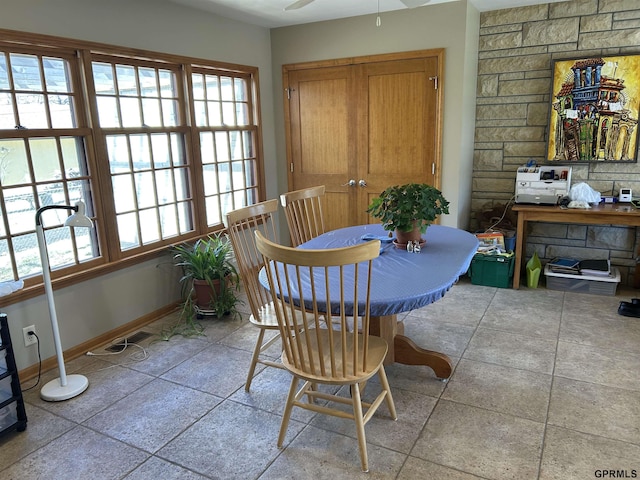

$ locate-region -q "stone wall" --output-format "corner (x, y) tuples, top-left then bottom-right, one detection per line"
(472, 0), (640, 287)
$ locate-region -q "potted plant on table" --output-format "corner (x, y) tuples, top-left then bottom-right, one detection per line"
(366, 183), (450, 247)
(164, 233), (241, 338)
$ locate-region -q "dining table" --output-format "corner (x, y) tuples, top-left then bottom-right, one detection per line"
(264, 223), (479, 380)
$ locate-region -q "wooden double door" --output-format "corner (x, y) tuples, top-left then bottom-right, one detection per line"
(283, 49), (444, 233)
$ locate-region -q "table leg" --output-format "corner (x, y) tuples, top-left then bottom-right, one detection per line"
(513, 212), (525, 289)
(370, 315), (453, 379)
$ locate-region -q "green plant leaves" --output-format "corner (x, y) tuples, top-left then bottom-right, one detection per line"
(366, 183), (450, 233)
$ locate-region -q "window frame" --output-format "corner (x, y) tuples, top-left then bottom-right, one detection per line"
(0, 29), (266, 306)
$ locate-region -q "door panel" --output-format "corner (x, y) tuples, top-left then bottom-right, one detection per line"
(284, 51), (442, 231)
(356, 57), (440, 225)
(287, 66), (356, 232)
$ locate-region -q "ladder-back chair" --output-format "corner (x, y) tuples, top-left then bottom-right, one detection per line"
(279, 185), (326, 247)
(224, 200), (288, 391)
(255, 231), (397, 472)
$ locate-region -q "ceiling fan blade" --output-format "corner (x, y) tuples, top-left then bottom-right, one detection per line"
(284, 0), (315, 10)
(399, 0), (431, 8)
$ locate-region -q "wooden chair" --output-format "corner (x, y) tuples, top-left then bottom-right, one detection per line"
(224, 200), (289, 392)
(255, 232), (397, 473)
(279, 185), (326, 246)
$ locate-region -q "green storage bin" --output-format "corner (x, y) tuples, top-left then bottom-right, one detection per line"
(469, 253), (515, 288)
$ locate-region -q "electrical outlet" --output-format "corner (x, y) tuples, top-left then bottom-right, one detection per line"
(23, 325), (37, 347)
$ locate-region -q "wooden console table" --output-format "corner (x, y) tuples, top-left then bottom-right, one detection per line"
(512, 203), (640, 289)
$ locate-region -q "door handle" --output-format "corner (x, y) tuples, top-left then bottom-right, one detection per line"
(342, 179), (356, 187)
(358, 179), (367, 187)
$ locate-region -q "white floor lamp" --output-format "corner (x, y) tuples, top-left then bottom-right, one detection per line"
(36, 200), (92, 402)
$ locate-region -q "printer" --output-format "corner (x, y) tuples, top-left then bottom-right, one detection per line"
(515, 166), (572, 205)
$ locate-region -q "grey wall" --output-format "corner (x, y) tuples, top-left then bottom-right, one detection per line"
(0, 0), (278, 371)
(472, 0), (640, 285)
(270, 0), (480, 229)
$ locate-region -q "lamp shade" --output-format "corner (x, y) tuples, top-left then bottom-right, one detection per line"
(63, 200), (93, 228)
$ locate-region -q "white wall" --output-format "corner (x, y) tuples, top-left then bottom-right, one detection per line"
(0, 0), (278, 371)
(270, 0), (480, 229)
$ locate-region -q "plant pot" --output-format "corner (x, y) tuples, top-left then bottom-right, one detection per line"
(193, 278), (226, 309)
(395, 226), (424, 247)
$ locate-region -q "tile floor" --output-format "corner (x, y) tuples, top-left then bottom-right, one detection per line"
(1, 278), (640, 479)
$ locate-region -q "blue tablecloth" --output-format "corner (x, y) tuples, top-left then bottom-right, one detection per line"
(260, 224), (479, 317)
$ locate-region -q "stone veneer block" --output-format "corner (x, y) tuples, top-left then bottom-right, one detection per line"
(600, 0), (640, 13)
(580, 14), (613, 32)
(499, 77), (549, 96)
(477, 104), (527, 120)
(526, 103), (549, 125)
(523, 18), (580, 45)
(504, 142), (546, 157)
(475, 126), (545, 142)
(579, 29), (640, 49)
(473, 150), (503, 170)
(479, 32), (522, 51)
(481, 5), (548, 27)
(477, 75), (498, 96)
(478, 55), (549, 74)
(549, 0), (598, 17)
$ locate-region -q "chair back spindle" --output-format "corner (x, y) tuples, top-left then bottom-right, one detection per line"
(280, 185), (326, 247)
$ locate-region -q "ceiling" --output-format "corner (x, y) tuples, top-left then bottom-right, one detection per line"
(166, 0), (571, 28)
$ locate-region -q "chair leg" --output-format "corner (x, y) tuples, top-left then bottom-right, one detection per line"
(378, 366), (397, 420)
(245, 328), (266, 392)
(350, 382), (369, 473)
(278, 375), (299, 448)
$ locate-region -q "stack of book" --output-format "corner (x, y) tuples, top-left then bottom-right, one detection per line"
(579, 259), (611, 277)
(475, 232), (506, 254)
(547, 257), (580, 275)
(547, 257), (612, 277)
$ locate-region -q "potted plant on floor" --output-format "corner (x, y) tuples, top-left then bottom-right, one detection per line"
(164, 233), (241, 338)
(366, 183), (450, 247)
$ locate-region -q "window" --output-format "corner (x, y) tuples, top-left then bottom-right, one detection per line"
(0, 32), (264, 288)
(191, 69), (259, 227)
(0, 48), (100, 285)
(91, 58), (193, 251)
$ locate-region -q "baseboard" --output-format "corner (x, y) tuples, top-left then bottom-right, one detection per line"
(18, 302), (180, 384)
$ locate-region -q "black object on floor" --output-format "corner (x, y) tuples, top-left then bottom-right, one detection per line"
(618, 298), (640, 317)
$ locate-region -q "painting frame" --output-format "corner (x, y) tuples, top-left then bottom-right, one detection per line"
(546, 54), (640, 163)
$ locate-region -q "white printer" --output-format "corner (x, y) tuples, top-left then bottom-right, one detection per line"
(515, 166), (572, 205)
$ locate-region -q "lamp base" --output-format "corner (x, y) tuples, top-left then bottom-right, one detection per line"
(40, 374), (89, 402)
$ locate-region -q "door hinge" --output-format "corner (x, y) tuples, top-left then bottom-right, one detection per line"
(290, 162), (294, 173)
(285, 87), (295, 99)
(432, 163), (435, 175)
(429, 76), (438, 90)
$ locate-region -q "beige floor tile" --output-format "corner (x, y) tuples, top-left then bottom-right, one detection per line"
(402, 316), (475, 358)
(539, 425), (640, 480)
(464, 327), (557, 374)
(480, 288), (563, 339)
(158, 400), (305, 479)
(407, 280), (495, 327)
(0, 404), (75, 470)
(84, 378), (220, 453)
(548, 376), (640, 444)
(1, 426), (148, 479)
(412, 400), (544, 480)
(555, 340), (640, 391)
(124, 456), (210, 479)
(259, 424), (406, 479)
(160, 342), (253, 397)
(560, 312), (640, 355)
(443, 359), (552, 422)
(398, 457), (486, 479)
